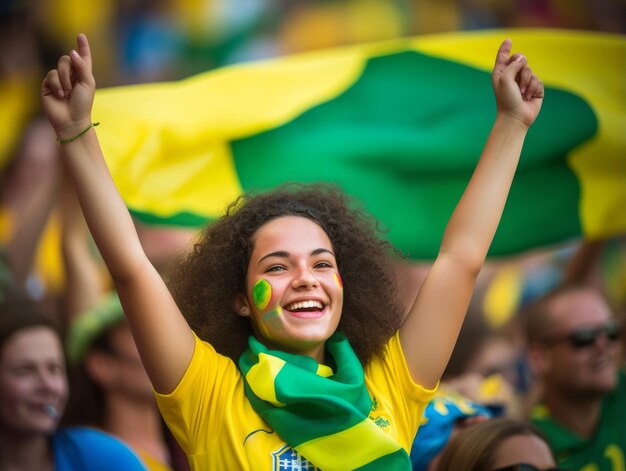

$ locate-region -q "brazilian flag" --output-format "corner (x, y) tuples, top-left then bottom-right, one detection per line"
(93, 29), (626, 259)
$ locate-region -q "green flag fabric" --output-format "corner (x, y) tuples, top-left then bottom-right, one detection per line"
(93, 29), (626, 259)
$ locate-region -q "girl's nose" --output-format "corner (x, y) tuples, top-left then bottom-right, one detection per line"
(292, 266), (318, 289)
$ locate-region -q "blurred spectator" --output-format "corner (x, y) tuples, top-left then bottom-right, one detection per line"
(436, 418), (559, 470)
(0, 5), (63, 309)
(442, 303), (523, 418)
(525, 284), (625, 470)
(0, 118), (62, 312)
(64, 293), (176, 471)
(0, 292), (148, 470)
(410, 390), (492, 470)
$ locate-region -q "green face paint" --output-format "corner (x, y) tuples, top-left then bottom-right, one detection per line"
(252, 279), (272, 311)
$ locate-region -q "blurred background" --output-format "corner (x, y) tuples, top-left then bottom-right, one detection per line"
(3, 0), (626, 111)
(1, 0), (624, 171)
(1, 0), (624, 325)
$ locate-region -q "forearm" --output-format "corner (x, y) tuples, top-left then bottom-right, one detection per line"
(61, 184), (106, 320)
(439, 115), (528, 270)
(6, 172), (59, 286)
(59, 124), (145, 283)
(401, 116), (528, 386)
(400, 40), (543, 388)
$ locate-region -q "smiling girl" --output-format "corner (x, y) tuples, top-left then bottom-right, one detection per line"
(41, 34), (543, 470)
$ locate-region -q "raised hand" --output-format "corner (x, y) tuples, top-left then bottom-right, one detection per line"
(41, 34), (96, 140)
(492, 39), (544, 128)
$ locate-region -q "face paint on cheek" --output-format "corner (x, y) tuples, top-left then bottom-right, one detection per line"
(334, 272), (344, 310)
(333, 272), (343, 290)
(251, 279), (284, 337)
(257, 306), (284, 340)
(261, 306), (283, 325)
(252, 279), (272, 311)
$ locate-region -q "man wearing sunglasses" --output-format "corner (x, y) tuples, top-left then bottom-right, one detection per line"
(525, 284), (625, 471)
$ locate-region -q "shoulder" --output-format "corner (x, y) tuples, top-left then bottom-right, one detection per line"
(157, 332), (240, 399)
(365, 331), (437, 403)
(53, 427), (147, 470)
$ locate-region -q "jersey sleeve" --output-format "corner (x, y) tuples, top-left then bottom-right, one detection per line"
(364, 331), (437, 453)
(154, 333), (242, 456)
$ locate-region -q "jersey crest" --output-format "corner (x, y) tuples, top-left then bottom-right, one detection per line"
(272, 445), (319, 471)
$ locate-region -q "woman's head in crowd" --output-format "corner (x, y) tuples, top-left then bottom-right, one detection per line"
(0, 294), (67, 436)
(171, 184), (404, 362)
(63, 293), (154, 427)
(436, 418), (559, 471)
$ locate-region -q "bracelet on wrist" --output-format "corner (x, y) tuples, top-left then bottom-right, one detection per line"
(56, 122), (100, 144)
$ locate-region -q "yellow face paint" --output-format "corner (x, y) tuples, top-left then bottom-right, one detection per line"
(334, 272), (343, 289)
(252, 279), (272, 311)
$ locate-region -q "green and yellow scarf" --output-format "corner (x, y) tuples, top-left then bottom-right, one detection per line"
(238, 333), (411, 470)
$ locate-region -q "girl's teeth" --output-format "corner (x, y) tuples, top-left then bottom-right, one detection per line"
(287, 301), (322, 311)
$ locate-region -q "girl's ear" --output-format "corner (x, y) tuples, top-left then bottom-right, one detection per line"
(234, 294), (251, 317)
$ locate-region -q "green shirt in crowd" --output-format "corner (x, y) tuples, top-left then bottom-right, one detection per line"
(532, 369), (626, 471)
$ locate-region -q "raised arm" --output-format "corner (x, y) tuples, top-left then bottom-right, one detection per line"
(399, 39), (544, 389)
(41, 34), (194, 393)
(3, 119), (59, 288)
(60, 176), (104, 321)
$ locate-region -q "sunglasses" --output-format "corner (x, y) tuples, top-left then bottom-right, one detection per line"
(492, 464), (570, 471)
(542, 322), (622, 349)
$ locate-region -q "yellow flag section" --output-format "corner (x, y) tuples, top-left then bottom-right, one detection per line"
(93, 29), (625, 241)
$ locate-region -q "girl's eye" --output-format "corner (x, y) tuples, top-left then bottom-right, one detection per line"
(315, 261), (332, 269)
(266, 265), (286, 273)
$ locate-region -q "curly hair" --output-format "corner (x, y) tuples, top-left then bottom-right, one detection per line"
(169, 184), (404, 364)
